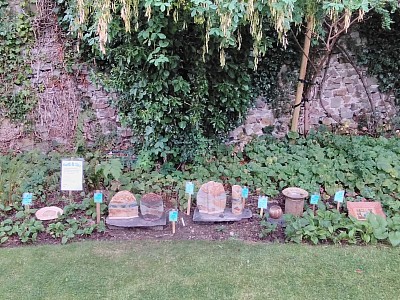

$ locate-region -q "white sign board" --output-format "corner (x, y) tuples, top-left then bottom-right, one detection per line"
(61, 159), (84, 191)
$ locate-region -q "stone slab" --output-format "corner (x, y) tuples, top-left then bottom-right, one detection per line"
(347, 201), (385, 220)
(106, 213), (167, 228)
(267, 217), (285, 226)
(107, 225), (165, 231)
(193, 208), (252, 223)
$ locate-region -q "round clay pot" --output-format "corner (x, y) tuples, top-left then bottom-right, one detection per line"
(282, 187), (309, 216)
(269, 205), (283, 219)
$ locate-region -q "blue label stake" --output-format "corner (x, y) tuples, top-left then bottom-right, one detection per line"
(310, 194), (320, 205)
(257, 196), (268, 209)
(242, 187), (249, 199)
(334, 190), (345, 211)
(185, 182), (194, 215)
(94, 192), (103, 203)
(169, 210), (178, 234)
(22, 193), (33, 206)
(185, 182), (194, 195)
(334, 191), (345, 203)
(169, 210), (178, 222)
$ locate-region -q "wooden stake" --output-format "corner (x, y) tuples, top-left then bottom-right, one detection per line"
(186, 194), (191, 215)
(260, 208), (264, 218)
(337, 201), (340, 211)
(312, 204), (315, 214)
(68, 190), (72, 204)
(172, 221), (176, 234)
(290, 16), (314, 132)
(96, 202), (101, 224)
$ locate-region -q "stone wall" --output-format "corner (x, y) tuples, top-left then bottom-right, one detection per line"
(230, 32), (397, 143)
(0, 8), (397, 153)
(0, 0), (131, 152)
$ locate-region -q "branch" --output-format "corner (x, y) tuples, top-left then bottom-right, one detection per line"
(290, 28), (319, 74)
(328, 16), (361, 45)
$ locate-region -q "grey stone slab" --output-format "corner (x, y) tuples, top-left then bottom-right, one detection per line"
(267, 217), (285, 226)
(193, 208), (252, 223)
(107, 225), (165, 231)
(106, 213), (167, 228)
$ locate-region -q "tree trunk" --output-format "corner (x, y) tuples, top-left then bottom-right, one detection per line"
(290, 17), (314, 132)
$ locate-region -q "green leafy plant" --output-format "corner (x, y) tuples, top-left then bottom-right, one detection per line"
(259, 219), (278, 239)
(0, 0), (36, 120)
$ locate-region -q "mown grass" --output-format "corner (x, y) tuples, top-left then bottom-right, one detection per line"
(0, 241), (399, 300)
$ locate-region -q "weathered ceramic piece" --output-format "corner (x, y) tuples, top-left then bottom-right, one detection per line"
(269, 205), (283, 219)
(231, 198), (243, 215)
(140, 193), (164, 220)
(108, 191), (138, 219)
(196, 181), (226, 214)
(282, 187), (309, 216)
(231, 185), (242, 200)
(35, 206), (63, 220)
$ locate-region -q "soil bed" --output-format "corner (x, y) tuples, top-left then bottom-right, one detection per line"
(1, 194), (287, 248)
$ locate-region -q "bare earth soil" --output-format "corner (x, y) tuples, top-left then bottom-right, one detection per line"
(2, 194), (287, 248)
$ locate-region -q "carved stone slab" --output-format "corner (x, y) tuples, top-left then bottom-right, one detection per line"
(231, 198), (243, 215)
(193, 208), (252, 223)
(140, 193), (164, 221)
(231, 185), (242, 200)
(347, 201), (386, 220)
(196, 181), (227, 214)
(108, 191), (139, 219)
(106, 213), (167, 228)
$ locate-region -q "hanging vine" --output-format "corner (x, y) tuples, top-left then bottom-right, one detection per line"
(0, 0), (36, 121)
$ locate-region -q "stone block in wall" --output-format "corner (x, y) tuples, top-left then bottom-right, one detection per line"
(229, 126), (244, 140)
(322, 117), (335, 125)
(330, 97), (342, 108)
(253, 124), (264, 136)
(327, 69), (339, 77)
(347, 69), (358, 77)
(118, 127), (133, 138)
(97, 108), (116, 119)
(260, 117), (274, 127)
(255, 98), (266, 109)
(325, 82), (341, 90)
(92, 102), (110, 109)
(346, 85), (355, 93)
(332, 77), (343, 84)
(244, 125), (254, 135)
(343, 96), (352, 103)
(343, 77), (354, 84)
(245, 115), (258, 124)
(333, 89), (347, 96)
(323, 90), (333, 98)
(371, 92), (381, 101)
(340, 108), (354, 119)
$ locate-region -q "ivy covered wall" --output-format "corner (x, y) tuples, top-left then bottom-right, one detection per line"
(0, 3), (399, 156)
(0, 0), (131, 152)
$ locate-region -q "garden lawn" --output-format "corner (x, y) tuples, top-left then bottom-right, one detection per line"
(0, 241), (399, 300)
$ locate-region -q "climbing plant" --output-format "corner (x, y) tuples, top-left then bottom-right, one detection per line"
(57, 0), (399, 163)
(354, 11), (400, 106)
(251, 23), (300, 117)
(0, 0), (36, 121)
(58, 0), (254, 164)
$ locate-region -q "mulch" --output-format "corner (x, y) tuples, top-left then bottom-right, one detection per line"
(1, 194), (289, 248)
